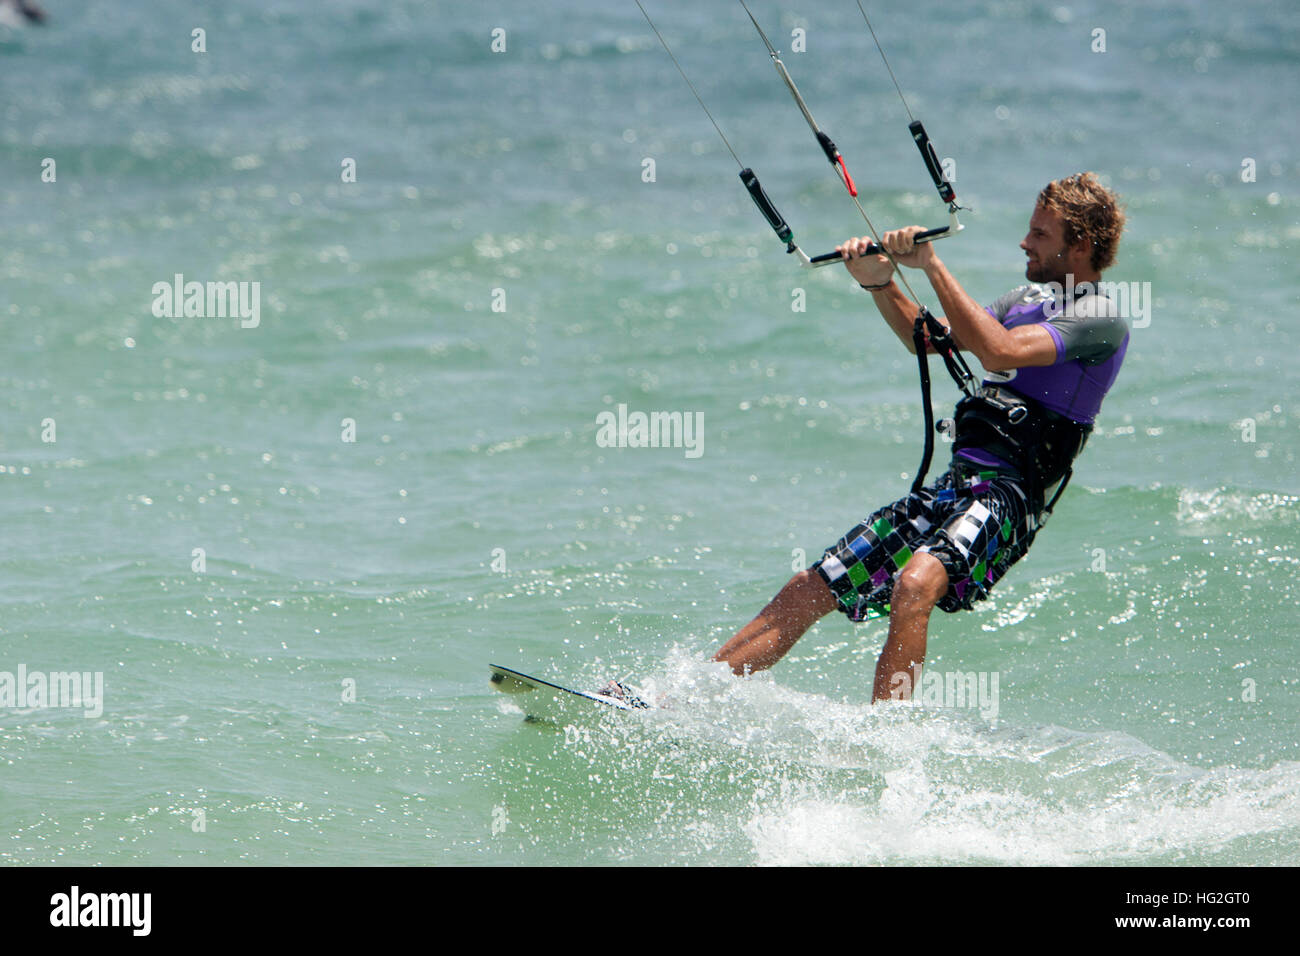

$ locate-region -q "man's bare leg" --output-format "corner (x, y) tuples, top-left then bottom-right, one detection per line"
(714, 569), (838, 675)
(871, 552), (948, 703)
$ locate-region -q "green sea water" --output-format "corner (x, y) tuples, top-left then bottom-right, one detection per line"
(1, 0), (1297, 865)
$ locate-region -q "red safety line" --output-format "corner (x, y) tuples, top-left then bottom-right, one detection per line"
(836, 154), (858, 197)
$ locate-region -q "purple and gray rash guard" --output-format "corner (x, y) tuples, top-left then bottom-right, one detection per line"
(955, 284), (1129, 471)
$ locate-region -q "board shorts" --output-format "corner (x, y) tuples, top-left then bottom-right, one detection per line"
(812, 462), (1037, 620)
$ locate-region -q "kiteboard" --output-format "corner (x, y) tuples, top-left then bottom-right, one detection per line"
(489, 664), (649, 723)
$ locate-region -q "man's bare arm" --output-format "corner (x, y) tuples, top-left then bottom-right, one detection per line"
(863, 280), (942, 354)
(923, 257), (1057, 370)
(838, 238), (967, 355)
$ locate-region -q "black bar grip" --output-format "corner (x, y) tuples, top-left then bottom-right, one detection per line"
(739, 168), (794, 247)
(809, 245), (877, 265)
(807, 223), (951, 267)
(909, 120), (956, 205)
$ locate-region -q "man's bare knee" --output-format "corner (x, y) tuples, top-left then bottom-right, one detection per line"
(894, 553), (948, 608)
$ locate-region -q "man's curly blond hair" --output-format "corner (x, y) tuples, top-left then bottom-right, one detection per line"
(1037, 172), (1126, 272)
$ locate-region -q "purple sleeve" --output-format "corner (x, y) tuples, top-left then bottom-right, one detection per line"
(1044, 313), (1129, 365)
(1041, 323), (1067, 363)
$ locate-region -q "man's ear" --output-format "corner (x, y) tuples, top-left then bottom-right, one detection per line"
(1069, 236), (1093, 269)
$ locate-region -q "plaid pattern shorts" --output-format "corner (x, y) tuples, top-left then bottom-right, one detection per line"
(812, 463), (1037, 620)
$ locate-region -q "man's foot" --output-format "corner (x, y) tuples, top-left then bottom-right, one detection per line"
(595, 679), (650, 709)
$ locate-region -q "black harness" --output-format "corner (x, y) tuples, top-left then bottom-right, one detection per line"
(951, 384), (1091, 520)
(911, 309), (1090, 523)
